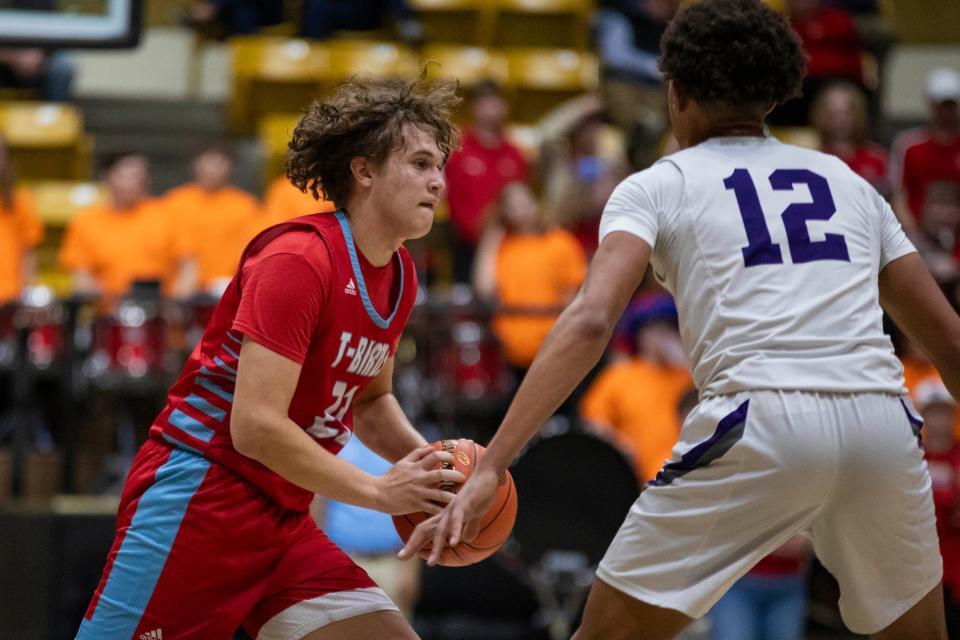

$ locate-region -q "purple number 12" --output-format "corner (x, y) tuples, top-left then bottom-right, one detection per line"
(724, 168), (850, 267)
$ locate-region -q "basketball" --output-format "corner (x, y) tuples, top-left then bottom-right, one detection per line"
(393, 439), (518, 567)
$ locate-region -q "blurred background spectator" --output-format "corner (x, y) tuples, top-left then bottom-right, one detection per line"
(772, 0), (869, 126)
(58, 153), (186, 299)
(0, 134), (42, 306)
(0, 48), (73, 102)
(920, 378), (960, 639)
(594, 0), (678, 133)
(473, 181), (585, 384)
(812, 80), (889, 195)
(579, 293), (691, 483)
(892, 67), (960, 232)
(539, 94), (629, 256)
(709, 536), (813, 640)
(445, 81), (528, 284)
(162, 145), (259, 297)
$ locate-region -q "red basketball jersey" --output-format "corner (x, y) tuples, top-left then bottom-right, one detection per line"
(148, 211), (418, 511)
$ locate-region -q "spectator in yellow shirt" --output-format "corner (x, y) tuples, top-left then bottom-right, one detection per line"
(59, 153), (187, 298)
(163, 146), (259, 295)
(473, 181), (587, 370)
(0, 135), (43, 304)
(580, 293), (694, 483)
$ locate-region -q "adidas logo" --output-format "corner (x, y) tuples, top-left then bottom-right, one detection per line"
(344, 279), (357, 296)
(140, 630), (163, 640)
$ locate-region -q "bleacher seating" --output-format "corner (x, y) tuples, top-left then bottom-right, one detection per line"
(491, 0), (592, 49)
(504, 48), (599, 123)
(0, 102), (92, 181)
(409, 0), (495, 45)
(257, 113), (300, 184)
(229, 36), (331, 133)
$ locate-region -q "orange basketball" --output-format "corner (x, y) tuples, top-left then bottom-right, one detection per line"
(392, 439), (518, 567)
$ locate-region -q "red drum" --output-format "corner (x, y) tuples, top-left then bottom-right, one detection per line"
(435, 318), (512, 401)
(86, 298), (167, 383)
(7, 289), (68, 371)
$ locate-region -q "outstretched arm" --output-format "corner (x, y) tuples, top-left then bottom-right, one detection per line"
(399, 231), (652, 563)
(879, 252), (960, 400)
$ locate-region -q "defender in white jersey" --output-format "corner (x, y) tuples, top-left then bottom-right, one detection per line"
(401, 1), (960, 638)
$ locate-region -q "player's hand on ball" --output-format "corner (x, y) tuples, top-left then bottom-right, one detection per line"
(375, 444), (466, 516)
(399, 465), (501, 565)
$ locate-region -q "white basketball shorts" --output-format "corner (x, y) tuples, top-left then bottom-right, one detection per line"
(596, 390), (941, 635)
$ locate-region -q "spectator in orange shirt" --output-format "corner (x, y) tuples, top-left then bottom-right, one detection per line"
(0, 135), (43, 305)
(473, 181), (586, 371)
(163, 146), (259, 295)
(250, 175), (335, 237)
(59, 153), (187, 299)
(580, 293), (692, 483)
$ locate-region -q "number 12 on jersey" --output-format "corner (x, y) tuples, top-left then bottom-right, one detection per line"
(724, 168), (850, 267)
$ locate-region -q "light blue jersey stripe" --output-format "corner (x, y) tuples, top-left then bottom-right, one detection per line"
(221, 343), (240, 361)
(213, 357), (237, 375)
(225, 331), (242, 345)
(161, 433), (204, 456)
(196, 377), (234, 404)
(199, 366), (235, 382)
(184, 394), (226, 423)
(76, 449), (211, 639)
(168, 409), (215, 442)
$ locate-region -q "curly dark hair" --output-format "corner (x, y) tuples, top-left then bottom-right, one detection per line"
(659, 0), (806, 108)
(287, 75), (461, 207)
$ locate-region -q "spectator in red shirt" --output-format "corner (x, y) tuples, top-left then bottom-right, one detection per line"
(772, 0), (866, 126)
(920, 378), (960, 638)
(812, 80), (888, 195)
(444, 80), (528, 283)
(893, 68), (960, 232)
(912, 182), (960, 284)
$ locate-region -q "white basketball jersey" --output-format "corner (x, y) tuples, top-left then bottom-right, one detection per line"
(600, 136), (915, 397)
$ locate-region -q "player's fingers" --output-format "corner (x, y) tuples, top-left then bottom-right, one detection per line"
(447, 506), (466, 547)
(428, 513), (451, 566)
(416, 450), (454, 469)
(427, 489), (455, 504)
(405, 444), (437, 463)
(398, 515), (436, 560)
(421, 500), (445, 515)
(425, 469), (467, 485)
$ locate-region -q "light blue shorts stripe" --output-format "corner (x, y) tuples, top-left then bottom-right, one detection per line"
(76, 449), (211, 639)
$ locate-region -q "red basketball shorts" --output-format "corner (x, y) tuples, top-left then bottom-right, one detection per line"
(76, 439), (398, 639)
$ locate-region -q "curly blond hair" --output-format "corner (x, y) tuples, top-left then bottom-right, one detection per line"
(287, 75), (461, 208)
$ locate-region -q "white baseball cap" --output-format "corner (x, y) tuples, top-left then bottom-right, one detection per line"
(927, 67), (960, 103)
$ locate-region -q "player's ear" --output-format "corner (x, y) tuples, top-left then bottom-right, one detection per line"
(668, 80), (689, 114)
(349, 156), (375, 189)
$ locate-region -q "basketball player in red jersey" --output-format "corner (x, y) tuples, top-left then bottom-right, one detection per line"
(76, 77), (462, 640)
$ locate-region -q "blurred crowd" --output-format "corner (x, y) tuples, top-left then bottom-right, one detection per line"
(2, 0), (960, 638)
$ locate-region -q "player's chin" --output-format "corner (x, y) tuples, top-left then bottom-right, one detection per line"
(405, 206), (435, 239)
